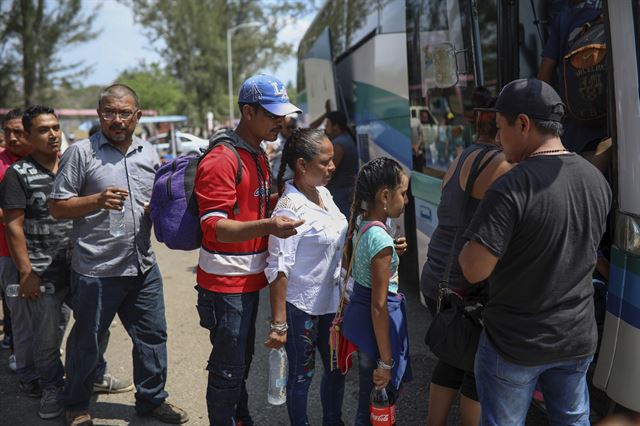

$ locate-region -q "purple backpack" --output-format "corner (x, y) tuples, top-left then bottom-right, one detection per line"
(150, 137), (241, 250)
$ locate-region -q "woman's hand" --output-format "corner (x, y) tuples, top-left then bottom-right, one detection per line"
(394, 237), (407, 256)
(264, 330), (287, 349)
(373, 367), (391, 389)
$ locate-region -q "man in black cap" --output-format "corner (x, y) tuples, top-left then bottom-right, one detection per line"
(458, 78), (611, 425)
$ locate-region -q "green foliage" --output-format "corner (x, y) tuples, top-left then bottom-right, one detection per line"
(121, 0), (318, 122)
(117, 63), (187, 115)
(1, 0), (99, 107)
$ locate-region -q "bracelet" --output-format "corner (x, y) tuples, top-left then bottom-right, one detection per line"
(270, 321), (288, 335)
(377, 359), (395, 370)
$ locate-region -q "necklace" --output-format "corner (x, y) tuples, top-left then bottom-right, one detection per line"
(529, 149), (570, 157)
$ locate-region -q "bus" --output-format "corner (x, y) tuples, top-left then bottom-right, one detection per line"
(297, 0), (640, 414)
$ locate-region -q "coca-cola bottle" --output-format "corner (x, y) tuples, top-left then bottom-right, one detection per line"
(370, 385), (396, 425)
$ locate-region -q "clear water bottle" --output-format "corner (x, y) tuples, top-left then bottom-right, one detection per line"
(5, 282), (55, 297)
(267, 347), (288, 405)
(370, 385), (397, 425)
(109, 206), (126, 237)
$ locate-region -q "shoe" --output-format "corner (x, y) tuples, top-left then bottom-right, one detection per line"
(66, 410), (93, 426)
(39, 386), (63, 419)
(93, 373), (133, 394)
(19, 379), (43, 398)
(140, 401), (189, 424)
(1, 334), (11, 349)
(8, 353), (16, 372)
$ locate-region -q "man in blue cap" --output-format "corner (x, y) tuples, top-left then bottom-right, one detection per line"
(458, 79), (611, 425)
(193, 74), (304, 425)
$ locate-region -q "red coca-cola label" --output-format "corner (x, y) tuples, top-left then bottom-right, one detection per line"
(370, 404), (396, 425)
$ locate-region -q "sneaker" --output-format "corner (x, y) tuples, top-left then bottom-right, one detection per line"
(39, 386), (63, 419)
(93, 373), (133, 394)
(66, 410), (93, 426)
(8, 353), (16, 372)
(19, 379), (43, 398)
(1, 334), (11, 349)
(140, 401), (189, 424)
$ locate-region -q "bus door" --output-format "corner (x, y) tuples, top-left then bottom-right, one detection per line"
(592, 1), (640, 412)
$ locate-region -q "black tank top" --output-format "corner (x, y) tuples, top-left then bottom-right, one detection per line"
(420, 143), (500, 300)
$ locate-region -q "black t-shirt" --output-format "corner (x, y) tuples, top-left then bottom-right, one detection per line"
(0, 157), (72, 286)
(464, 153), (611, 365)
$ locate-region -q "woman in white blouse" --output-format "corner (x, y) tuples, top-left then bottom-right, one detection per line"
(265, 128), (348, 426)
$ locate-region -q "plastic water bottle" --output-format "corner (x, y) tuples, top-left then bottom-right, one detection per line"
(5, 282), (55, 297)
(267, 347), (288, 405)
(370, 385), (396, 425)
(109, 206), (126, 237)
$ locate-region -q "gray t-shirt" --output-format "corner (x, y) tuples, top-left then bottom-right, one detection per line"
(49, 132), (160, 278)
(464, 154), (611, 365)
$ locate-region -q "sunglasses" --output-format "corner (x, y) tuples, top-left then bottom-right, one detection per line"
(257, 105), (283, 120)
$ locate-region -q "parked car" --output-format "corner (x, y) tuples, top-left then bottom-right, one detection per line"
(148, 131), (209, 157)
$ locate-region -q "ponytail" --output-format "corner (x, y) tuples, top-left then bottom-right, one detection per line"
(277, 128), (326, 196)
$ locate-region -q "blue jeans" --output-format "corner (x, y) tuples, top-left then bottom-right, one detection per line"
(60, 265), (168, 413)
(196, 287), (259, 426)
(355, 350), (377, 426)
(475, 331), (592, 426)
(285, 302), (345, 426)
(25, 287), (69, 388)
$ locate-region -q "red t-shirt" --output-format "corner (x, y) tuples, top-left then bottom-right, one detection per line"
(195, 142), (271, 293)
(0, 149), (21, 257)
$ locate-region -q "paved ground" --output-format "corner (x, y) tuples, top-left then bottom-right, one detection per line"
(0, 241), (554, 425)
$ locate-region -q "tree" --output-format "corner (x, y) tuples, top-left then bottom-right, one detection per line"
(3, 0), (99, 107)
(122, 0), (317, 122)
(117, 62), (187, 115)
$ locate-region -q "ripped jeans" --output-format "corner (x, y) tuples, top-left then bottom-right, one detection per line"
(285, 302), (345, 426)
(196, 287), (259, 426)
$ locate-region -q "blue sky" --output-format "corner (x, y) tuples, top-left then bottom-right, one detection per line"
(64, 1), (311, 87)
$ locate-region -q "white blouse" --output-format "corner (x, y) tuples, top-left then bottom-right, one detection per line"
(265, 182), (348, 315)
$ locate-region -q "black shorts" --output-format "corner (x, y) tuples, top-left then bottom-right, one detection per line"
(425, 296), (479, 401)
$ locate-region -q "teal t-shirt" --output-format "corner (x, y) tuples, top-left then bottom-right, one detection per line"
(351, 218), (399, 294)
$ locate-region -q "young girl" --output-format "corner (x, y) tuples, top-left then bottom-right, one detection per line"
(265, 128), (348, 426)
(341, 157), (411, 425)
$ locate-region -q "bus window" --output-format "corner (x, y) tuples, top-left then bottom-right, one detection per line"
(407, 0), (498, 177)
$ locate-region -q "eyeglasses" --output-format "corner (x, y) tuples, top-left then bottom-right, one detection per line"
(100, 110), (137, 121)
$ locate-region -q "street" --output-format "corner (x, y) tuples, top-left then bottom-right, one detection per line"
(0, 240), (549, 425)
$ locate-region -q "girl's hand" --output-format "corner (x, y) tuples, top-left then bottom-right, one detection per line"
(394, 237), (407, 256)
(373, 367), (391, 389)
(264, 330), (287, 349)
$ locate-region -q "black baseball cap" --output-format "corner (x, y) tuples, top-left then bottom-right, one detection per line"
(479, 78), (565, 122)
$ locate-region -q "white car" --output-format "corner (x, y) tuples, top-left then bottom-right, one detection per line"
(149, 131), (209, 157)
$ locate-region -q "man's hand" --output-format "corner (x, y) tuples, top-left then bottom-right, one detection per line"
(20, 271), (41, 299)
(373, 367), (391, 390)
(394, 237), (407, 256)
(267, 216), (304, 239)
(264, 330), (287, 349)
(97, 187), (129, 211)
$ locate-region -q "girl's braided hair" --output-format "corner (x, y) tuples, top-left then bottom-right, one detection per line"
(276, 128), (327, 196)
(345, 157), (404, 259)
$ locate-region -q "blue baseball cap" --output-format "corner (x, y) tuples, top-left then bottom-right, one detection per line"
(238, 74), (302, 117)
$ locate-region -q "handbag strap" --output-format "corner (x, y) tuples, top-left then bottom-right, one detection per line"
(437, 146), (501, 311)
(337, 220), (386, 312)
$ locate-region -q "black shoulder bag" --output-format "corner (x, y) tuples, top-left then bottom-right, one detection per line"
(424, 146), (500, 372)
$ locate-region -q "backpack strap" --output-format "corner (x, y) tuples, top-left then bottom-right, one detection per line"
(204, 139), (243, 216)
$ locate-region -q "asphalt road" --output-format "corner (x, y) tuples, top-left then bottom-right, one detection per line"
(0, 241), (551, 425)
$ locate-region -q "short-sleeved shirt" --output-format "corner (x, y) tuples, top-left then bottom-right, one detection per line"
(352, 217), (399, 294)
(265, 182), (347, 315)
(541, 5), (607, 153)
(0, 149), (22, 257)
(0, 157), (72, 286)
(463, 154), (611, 365)
(49, 132), (160, 278)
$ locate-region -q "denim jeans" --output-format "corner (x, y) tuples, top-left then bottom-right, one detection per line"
(355, 350), (377, 426)
(25, 287), (69, 388)
(60, 265), (168, 413)
(196, 286), (259, 426)
(285, 302), (345, 426)
(475, 331), (592, 426)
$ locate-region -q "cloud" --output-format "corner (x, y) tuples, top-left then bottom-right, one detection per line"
(266, 16), (313, 85)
